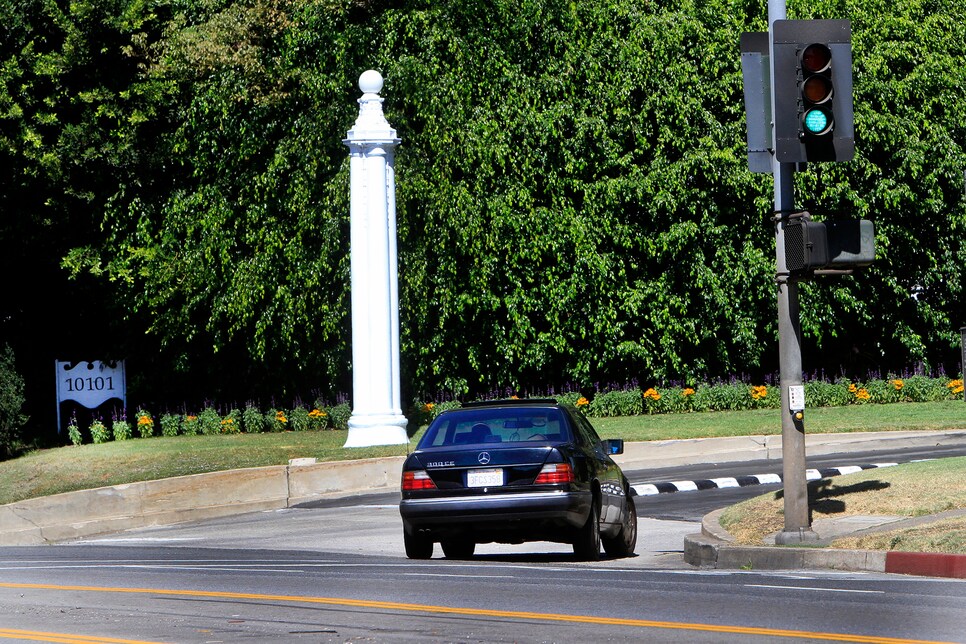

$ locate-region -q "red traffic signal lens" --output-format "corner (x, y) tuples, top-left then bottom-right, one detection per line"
(801, 43), (832, 74)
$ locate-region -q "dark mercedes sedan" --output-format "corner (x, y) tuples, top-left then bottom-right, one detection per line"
(399, 398), (637, 561)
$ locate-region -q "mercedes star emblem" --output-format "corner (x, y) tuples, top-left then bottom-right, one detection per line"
(478, 452), (491, 465)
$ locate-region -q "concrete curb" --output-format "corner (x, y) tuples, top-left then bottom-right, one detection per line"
(684, 508), (966, 579)
(0, 457), (404, 545)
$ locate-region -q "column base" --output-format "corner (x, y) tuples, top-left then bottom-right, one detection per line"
(774, 529), (821, 545)
(344, 413), (409, 448)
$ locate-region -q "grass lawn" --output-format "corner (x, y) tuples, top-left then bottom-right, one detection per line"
(719, 457), (966, 554)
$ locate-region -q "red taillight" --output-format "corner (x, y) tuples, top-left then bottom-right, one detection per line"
(402, 470), (437, 491)
(534, 463), (575, 484)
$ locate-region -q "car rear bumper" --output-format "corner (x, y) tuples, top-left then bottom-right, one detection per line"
(399, 490), (592, 541)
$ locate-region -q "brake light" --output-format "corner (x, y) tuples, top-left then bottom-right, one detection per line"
(534, 463), (575, 484)
(402, 470), (437, 491)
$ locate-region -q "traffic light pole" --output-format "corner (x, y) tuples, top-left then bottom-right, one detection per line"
(769, 0), (819, 544)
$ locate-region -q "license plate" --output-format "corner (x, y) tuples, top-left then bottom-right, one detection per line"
(467, 468), (503, 488)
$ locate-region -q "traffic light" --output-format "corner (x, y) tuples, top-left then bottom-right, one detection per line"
(784, 214), (874, 276)
(772, 20), (854, 163)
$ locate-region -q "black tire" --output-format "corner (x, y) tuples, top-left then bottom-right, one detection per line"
(602, 495), (638, 557)
(573, 500), (601, 561)
(441, 538), (476, 559)
(404, 530), (433, 559)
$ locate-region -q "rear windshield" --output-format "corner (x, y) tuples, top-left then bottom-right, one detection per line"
(418, 407), (572, 448)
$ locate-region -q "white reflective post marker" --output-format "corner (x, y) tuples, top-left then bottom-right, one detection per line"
(343, 70), (408, 447)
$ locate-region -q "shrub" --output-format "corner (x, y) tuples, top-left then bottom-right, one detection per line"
(67, 414), (82, 446)
(328, 403), (352, 430)
(135, 410), (154, 438)
(266, 408), (288, 432)
(308, 408), (328, 430)
(691, 382), (749, 412)
(848, 382), (872, 404)
(0, 344), (27, 458)
(112, 415), (132, 441)
(641, 387), (670, 415)
(89, 418), (110, 444)
(864, 378), (902, 404)
(289, 406), (310, 431)
(948, 379), (965, 398)
(901, 375), (953, 402)
(666, 386), (698, 413)
(242, 404), (266, 433)
(221, 409), (242, 434)
(589, 389), (643, 417)
(804, 380), (852, 407)
(554, 392), (584, 408)
(198, 407), (221, 435)
(182, 414), (200, 435)
(159, 413), (180, 437)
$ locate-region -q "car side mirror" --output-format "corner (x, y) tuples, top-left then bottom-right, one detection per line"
(602, 438), (624, 455)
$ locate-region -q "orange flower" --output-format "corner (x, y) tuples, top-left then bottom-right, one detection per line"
(855, 388), (871, 401)
(576, 396), (589, 407)
(892, 379), (904, 390)
(643, 388), (661, 401)
(750, 385), (768, 400)
(682, 388), (695, 396)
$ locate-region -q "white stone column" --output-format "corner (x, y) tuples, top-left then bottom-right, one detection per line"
(343, 70), (408, 447)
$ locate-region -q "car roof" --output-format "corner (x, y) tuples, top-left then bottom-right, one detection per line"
(457, 398), (561, 409)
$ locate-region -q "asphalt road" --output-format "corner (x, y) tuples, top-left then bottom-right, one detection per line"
(1, 445), (964, 643)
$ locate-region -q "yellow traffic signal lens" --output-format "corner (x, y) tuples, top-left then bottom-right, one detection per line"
(802, 74), (833, 104)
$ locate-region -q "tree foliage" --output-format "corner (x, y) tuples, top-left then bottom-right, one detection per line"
(2, 0), (964, 411)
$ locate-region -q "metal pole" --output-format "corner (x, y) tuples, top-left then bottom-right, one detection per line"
(960, 326), (966, 402)
(769, 0), (818, 543)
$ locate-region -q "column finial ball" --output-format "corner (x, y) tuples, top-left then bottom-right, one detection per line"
(359, 70), (383, 94)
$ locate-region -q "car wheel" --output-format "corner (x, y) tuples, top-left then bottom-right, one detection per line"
(404, 530), (433, 559)
(441, 539), (476, 559)
(602, 495), (638, 557)
(573, 500), (601, 561)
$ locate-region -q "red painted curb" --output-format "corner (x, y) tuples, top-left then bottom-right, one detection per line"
(884, 551), (966, 579)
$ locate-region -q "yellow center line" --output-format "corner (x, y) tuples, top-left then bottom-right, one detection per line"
(0, 628), (167, 644)
(0, 581), (953, 644)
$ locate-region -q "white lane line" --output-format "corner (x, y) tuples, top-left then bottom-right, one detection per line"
(403, 573), (517, 579)
(71, 537), (203, 543)
(745, 584), (884, 594)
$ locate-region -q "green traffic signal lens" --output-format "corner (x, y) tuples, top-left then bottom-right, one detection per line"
(803, 108), (832, 135)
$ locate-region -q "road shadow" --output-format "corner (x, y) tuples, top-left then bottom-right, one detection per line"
(466, 551), (639, 564)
